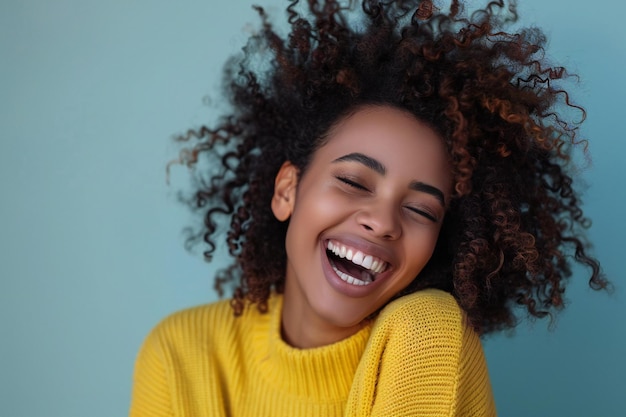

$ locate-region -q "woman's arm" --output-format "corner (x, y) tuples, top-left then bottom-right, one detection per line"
(346, 289), (496, 416)
(129, 326), (174, 417)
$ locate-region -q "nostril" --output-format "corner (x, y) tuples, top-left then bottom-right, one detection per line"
(356, 210), (401, 239)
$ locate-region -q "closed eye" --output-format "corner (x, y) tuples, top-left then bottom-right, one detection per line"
(336, 176), (370, 192)
(405, 206), (438, 223)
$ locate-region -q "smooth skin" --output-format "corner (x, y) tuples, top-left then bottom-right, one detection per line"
(272, 105), (453, 348)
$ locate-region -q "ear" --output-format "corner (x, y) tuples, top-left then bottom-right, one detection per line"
(271, 161), (299, 221)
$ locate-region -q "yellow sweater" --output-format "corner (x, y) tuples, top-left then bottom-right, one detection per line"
(130, 289), (496, 416)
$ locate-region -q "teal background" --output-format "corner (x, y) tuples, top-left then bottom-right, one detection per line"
(1, 1), (623, 416)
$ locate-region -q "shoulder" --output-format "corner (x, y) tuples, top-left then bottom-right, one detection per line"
(156, 298), (233, 332)
(147, 298), (233, 342)
(375, 288), (465, 337)
(140, 297), (250, 361)
(350, 290), (494, 416)
(135, 301), (222, 364)
(368, 289), (479, 362)
(382, 288), (461, 314)
(142, 294), (279, 356)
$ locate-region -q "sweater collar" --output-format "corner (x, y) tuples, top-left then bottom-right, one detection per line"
(252, 293), (372, 402)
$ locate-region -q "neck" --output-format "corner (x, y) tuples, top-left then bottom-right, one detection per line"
(281, 313), (366, 349)
(280, 282), (367, 349)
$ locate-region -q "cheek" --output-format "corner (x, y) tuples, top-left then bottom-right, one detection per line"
(286, 190), (337, 250)
(314, 197), (349, 222)
(405, 230), (441, 269)
(294, 184), (346, 221)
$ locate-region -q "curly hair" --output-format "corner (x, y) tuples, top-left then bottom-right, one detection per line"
(173, 0), (607, 334)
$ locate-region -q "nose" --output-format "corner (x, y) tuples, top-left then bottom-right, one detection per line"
(355, 201), (401, 240)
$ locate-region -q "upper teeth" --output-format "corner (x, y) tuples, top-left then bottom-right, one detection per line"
(326, 241), (387, 274)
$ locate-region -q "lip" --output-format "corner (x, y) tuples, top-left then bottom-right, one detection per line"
(319, 236), (395, 298)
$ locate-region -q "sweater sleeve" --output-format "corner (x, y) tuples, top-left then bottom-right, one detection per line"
(129, 324), (174, 417)
(452, 319), (497, 416)
(345, 289), (496, 417)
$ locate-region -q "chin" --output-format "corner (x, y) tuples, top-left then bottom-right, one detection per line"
(312, 298), (373, 329)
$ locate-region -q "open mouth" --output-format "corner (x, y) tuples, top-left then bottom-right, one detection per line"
(326, 240), (389, 286)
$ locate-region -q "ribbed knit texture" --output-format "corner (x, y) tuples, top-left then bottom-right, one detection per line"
(130, 289), (496, 416)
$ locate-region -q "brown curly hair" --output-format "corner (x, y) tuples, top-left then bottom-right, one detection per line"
(174, 0), (607, 334)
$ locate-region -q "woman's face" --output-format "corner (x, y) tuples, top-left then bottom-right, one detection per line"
(272, 105), (452, 348)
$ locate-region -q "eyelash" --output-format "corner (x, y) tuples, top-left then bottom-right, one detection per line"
(335, 176), (438, 223)
(406, 207), (437, 223)
(336, 176), (369, 191)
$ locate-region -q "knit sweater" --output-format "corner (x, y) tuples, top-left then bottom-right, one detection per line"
(129, 289), (496, 416)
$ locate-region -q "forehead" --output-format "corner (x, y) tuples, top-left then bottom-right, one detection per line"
(314, 105), (452, 188)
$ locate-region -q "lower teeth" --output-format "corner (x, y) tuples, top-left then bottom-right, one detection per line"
(330, 260), (372, 286)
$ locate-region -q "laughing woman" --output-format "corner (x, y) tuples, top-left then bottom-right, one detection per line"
(129, 0), (607, 415)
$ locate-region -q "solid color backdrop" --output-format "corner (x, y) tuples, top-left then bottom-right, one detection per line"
(1, 0), (624, 416)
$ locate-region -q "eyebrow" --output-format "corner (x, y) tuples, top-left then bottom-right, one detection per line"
(409, 181), (445, 206)
(332, 152), (446, 206)
(334, 152), (386, 175)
